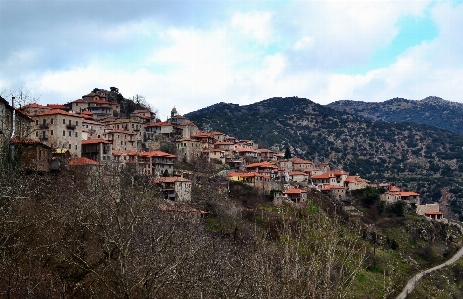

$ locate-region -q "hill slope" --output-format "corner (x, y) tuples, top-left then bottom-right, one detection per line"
(186, 97), (463, 213)
(327, 96), (463, 135)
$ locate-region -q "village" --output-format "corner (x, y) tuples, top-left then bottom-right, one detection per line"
(0, 91), (444, 222)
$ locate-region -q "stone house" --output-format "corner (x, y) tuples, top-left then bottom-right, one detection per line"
(137, 150), (177, 176)
(11, 137), (52, 172)
(283, 188), (307, 203)
(30, 109), (83, 157)
(311, 170), (348, 189)
(416, 203), (446, 222)
(344, 176), (369, 190)
(81, 139), (112, 162)
(289, 171), (308, 183)
(153, 176), (192, 201)
(0, 96), (33, 141)
(291, 158), (314, 171)
(144, 122), (173, 140)
(82, 119), (107, 139)
(257, 148), (274, 161)
(380, 186), (420, 205)
(176, 138), (202, 163)
(107, 119), (144, 149)
(104, 129), (137, 152)
(321, 185), (347, 201)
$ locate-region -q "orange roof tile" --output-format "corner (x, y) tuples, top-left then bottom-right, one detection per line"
(69, 157), (101, 166)
(82, 139), (112, 145)
(284, 188), (307, 194)
(36, 109), (83, 118)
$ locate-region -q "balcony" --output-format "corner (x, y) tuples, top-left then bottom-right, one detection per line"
(66, 124), (76, 130)
(39, 123), (49, 129)
(39, 135), (48, 141)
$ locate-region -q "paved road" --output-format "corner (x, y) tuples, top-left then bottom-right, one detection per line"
(396, 222), (463, 299)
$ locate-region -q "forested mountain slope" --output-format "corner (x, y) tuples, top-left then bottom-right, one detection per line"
(186, 97), (463, 213)
(327, 96), (463, 136)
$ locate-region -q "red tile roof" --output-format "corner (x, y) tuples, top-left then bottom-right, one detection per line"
(284, 188), (307, 194)
(82, 139), (112, 145)
(245, 161), (277, 168)
(69, 157), (101, 166)
(36, 109), (83, 118)
(311, 170), (348, 179)
(138, 151), (177, 158)
(289, 171), (308, 176)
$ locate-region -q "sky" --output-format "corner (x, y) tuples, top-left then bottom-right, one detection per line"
(1, 0), (463, 120)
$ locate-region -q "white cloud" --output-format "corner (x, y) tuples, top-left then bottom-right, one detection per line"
(231, 11), (274, 46)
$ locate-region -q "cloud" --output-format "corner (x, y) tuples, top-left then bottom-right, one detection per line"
(2, 0), (463, 120)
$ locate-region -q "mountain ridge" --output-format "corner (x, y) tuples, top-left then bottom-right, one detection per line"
(327, 96), (463, 135)
(186, 96), (463, 215)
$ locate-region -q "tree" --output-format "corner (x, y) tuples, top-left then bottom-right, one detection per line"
(284, 146), (292, 159)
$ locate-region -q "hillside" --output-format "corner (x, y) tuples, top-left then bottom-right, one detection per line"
(327, 96), (463, 136)
(186, 97), (463, 216)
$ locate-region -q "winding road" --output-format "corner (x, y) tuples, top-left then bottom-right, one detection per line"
(396, 221), (463, 299)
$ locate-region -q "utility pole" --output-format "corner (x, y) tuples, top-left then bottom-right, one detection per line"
(9, 96), (16, 171)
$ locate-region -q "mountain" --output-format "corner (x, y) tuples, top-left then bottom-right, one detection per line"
(186, 97), (463, 215)
(327, 96), (463, 135)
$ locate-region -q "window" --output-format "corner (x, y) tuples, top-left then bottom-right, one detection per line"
(63, 130), (65, 136)
(36, 131), (38, 137)
(75, 145), (77, 150)
(35, 120), (38, 125)
(68, 144), (71, 149)
(69, 131), (71, 137)
(69, 120), (71, 125)
(63, 119), (65, 124)
(50, 118), (54, 124)
(75, 132), (78, 137)
(76, 121), (78, 126)
(50, 130), (53, 136)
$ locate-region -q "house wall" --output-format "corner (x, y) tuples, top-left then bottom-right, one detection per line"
(31, 114), (82, 157)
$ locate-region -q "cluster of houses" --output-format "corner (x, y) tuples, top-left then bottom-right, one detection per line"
(0, 93), (445, 221)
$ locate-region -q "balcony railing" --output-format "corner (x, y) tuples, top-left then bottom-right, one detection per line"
(39, 136), (48, 141)
(66, 124), (76, 130)
(39, 123), (49, 129)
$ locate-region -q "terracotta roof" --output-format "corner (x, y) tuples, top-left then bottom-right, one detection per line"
(291, 157), (312, 164)
(235, 147), (259, 153)
(82, 139), (112, 145)
(389, 186), (401, 192)
(69, 157), (101, 166)
(11, 137), (51, 148)
(138, 151), (177, 158)
(289, 171), (308, 176)
(145, 121), (172, 127)
(245, 161), (278, 168)
(399, 191), (420, 197)
(311, 170), (348, 179)
(257, 149), (273, 153)
(36, 109), (83, 118)
(73, 99), (86, 103)
(284, 188), (307, 194)
(46, 104), (68, 109)
(21, 103), (50, 110)
(425, 212), (443, 215)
